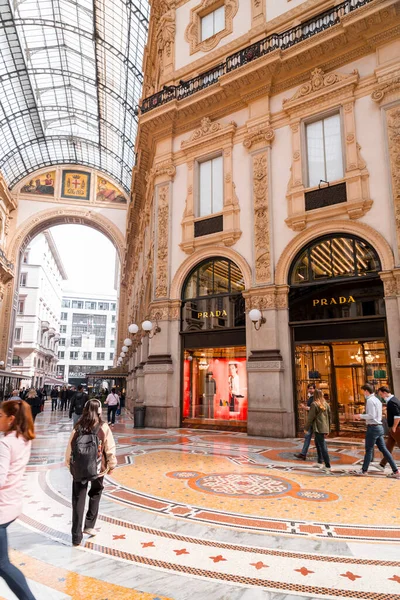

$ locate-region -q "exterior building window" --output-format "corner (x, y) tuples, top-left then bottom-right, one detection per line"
(61, 312), (68, 320)
(70, 351), (79, 360)
(83, 351), (92, 360)
(98, 302), (109, 310)
(60, 325), (67, 333)
(12, 355), (23, 366)
(23, 251), (29, 264)
(71, 337), (82, 347)
(14, 327), (22, 342)
(109, 352), (114, 360)
(58, 351), (65, 359)
(201, 6), (224, 41)
(18, 300), (25, 314)
(111, 303), (116, 311)
(111, 315), (116, 323)
(306, 113), (343, 188)
(110, 328), (115, 338)
(110, 340), (115, 348)
(199, 156), (223, 217)
(95, 337), (105, 347)
(62, 299), (70, 308)
(72, 300), (84, 309)
(20, 273), (27, 287)
(57, 365), (65, 377)
(97, 352), (105, 360)
(85, 301), (96, 310)
(59, 338), (66, 346)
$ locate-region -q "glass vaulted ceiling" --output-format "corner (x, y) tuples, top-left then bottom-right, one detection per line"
(0, 0), (149, 193)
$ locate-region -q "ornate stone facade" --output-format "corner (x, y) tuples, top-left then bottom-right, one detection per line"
(155, 185), (170, 298)
(185, 0), (239, 55)
(386, 106), (400, 259)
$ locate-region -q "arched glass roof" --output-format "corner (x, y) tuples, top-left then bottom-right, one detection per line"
(0, 0), (149, 193)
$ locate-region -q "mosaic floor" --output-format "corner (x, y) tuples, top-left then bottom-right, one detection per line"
(3, 408), (400, 600)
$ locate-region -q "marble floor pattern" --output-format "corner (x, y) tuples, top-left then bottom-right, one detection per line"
(4, 407), (400, 600)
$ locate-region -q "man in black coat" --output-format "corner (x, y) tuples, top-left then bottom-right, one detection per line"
(377, 386), (400, 471)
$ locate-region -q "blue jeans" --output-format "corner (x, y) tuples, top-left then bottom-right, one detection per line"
(362, 425), (398, 473)
(0, 521), (36, 600)
(314, 433), (331, 468)
(301, 429), (322, 462)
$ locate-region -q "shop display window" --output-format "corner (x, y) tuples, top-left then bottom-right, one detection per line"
(183, 347), (247, 422)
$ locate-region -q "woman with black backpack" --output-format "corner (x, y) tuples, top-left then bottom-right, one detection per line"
(65, 399), (116, 546)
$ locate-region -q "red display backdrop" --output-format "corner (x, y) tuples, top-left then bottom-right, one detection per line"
(183, 356), (247, 421)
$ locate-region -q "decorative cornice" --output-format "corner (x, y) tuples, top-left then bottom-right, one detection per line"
(181, 117), (237, 151)
(371, 76), (400, 103)
(146, 160), (176, 183)
(283, 67), (359, 111)
(243, 125), (275, 150)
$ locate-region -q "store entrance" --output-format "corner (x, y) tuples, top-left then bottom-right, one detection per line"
(295, 340), (389, 435)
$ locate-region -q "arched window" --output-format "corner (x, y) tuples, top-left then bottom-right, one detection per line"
(181, 258), (245, 332)
(290, 235), (381, 285)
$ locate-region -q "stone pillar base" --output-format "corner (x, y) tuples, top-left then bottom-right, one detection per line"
(142, 404), (180, 428)
(247, 409), (296, 438)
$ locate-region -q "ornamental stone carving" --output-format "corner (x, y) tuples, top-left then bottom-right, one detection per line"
(185, 0), (239, 55)
(252, 153), (271, 283)
(185, 117), (221, 144)
(387, 106), (400, 258)
(243, 126), (275, 150)
(371, 76), (400, 103)
(283, 68), (359, 107)
(155, 185), (170, 298)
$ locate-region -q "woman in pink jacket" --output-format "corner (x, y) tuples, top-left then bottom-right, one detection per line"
(0, 399), (36, 599)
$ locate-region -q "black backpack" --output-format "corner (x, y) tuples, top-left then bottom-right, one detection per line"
(74, 392), (87, 415)
(70, 425), (104, 482)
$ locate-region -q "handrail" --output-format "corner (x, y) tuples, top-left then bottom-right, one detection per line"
(140, 0), (373, 114)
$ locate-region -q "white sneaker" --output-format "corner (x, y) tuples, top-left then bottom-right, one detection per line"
(322, 466), (333, 474)
(374, 464), (385, 472)
(83, 528), (98, 536)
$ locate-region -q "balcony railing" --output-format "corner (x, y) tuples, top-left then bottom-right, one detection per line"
(140, 0), (373, 114)
(0, 247), (13, 272)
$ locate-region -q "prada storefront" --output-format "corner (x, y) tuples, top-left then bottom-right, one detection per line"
(181, 258), (247, 430)
(289, 234), (390, 436)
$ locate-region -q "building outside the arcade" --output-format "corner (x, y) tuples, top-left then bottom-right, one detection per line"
(122, 0), (400, 438)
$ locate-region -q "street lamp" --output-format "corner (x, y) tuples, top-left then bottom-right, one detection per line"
(141, 319), (161, 339)
(248, 309), (266, 331)
(128, 323), (139, 334)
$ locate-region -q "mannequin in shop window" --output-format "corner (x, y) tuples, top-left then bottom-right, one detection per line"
(228, 362), (244, 412)
(204, 372), (216, 419)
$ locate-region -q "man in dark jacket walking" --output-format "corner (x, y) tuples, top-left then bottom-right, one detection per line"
(50, 386), (59, 411)
(377, 386), (400, 471)
(69, 385), (88, 426)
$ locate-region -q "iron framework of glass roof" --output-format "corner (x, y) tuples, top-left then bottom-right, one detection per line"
(0, 0), (149, 193)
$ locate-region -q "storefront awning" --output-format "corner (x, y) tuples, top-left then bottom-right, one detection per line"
(86, 366), (128, 379)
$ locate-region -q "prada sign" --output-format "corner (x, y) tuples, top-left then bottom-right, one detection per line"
(313, 296), (355, 307)
(197, 309), (228, 318)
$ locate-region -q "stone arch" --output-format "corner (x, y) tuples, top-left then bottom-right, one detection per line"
(275, 220), (395, 286)
(8, 206), (125, 265)
(1, 207), (125, 364)
(170, 246), (252, 300)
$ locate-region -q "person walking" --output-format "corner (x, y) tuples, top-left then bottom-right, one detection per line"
(9, 390), (22, 401)
(67, 386), (75, 410)
(352, 384), (400, 478)
(294, 383), (322, 463)
(60, 386), (68, 412)
(105, 388), (119, 427)
(25, 388), (42, 422)
(69, 385), (88, 426)
(0, 399), (37, 600)
(373, 386), (400, 473)
(306, 389), (332, 473)
(50, 387), (58, 412)
(65, 399), (116, 546)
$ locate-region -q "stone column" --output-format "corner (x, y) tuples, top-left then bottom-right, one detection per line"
(245, 286), (295, 438)
(140, 161), (180, 427)
(381, 270), (400, 395)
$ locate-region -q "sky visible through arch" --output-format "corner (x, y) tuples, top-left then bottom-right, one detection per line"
(50, 224), (117, 296)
